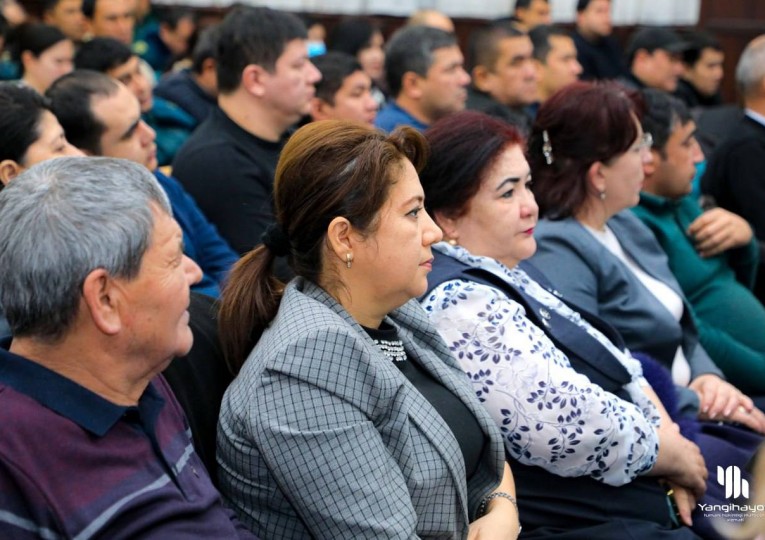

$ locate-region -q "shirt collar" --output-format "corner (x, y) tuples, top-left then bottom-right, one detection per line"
(745, 108), (765, 128)
(639, 190), (675, 209)
(0, 338), (164, 437)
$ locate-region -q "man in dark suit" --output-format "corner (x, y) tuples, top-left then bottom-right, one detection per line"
(703, 34), (765, 302)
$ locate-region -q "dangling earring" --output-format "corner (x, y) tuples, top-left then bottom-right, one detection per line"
(346, 253), (353, 269)
(448, 238), (458, 246)
(599, 190), (606, 201)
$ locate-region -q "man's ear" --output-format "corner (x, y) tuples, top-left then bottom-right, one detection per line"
(434, 209), (460, 243)
(81, 268), (123, 336)
(309, 97), (332, 121)
(400, 71), (424, 99)
(641, 149), (660, 191)
(241, 64), (269, 97)
(0, 159), (21, 185)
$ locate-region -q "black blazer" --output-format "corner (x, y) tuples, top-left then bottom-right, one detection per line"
(703, 113), (765, 301)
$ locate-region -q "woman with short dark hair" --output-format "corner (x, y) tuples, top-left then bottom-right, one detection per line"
(10, 23), (73, 93)
(0, 82), (80, 186)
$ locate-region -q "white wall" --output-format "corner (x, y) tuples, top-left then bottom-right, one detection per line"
(154, 0), (701, 25)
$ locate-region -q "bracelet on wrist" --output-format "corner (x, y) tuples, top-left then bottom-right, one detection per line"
(478, 491), (519, 517)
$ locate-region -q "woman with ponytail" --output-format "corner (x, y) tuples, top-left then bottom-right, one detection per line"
(216, 120), (519, 540)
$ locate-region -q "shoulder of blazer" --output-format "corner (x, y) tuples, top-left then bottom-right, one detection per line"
(238, 279), (406, 412)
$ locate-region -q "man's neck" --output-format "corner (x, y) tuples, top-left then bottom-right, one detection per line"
(191, 71), (217, 98)
(745, 98), (765, 122)
(218, 91), (288, 142)
(394, 95), (432, 127)
(10, 334), (155, 406)
(576, 27), (601, 43)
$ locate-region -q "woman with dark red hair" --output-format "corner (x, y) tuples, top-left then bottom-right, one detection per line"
(420, 109), (704, 539)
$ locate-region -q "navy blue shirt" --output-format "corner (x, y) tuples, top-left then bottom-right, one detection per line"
(0, 340), (257, 539)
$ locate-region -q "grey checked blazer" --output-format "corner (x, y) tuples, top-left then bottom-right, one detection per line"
(217, 278), (505, 539)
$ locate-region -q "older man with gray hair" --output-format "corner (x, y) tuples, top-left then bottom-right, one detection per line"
(703, 35), (765, 303)
(0, 157), (256, 539)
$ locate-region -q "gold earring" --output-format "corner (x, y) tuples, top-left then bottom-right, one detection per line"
(346, 253), (353, 269)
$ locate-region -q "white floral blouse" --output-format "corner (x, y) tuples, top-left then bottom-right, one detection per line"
(421, 243), (661, 487)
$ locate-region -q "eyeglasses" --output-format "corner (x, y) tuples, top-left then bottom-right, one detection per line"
(636, 132), (654, 151)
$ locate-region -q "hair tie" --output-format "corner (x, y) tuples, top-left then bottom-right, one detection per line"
(261, 223), (290, 257)
(542, 130), (554, 165)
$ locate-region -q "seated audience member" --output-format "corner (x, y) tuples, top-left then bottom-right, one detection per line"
(529, 82), (765, 433)
(527, 83), (765, 538)
(0, 156), (255, 539)
(133, 0), (157, 44)
(154, 24), (218, 124)
(634, 89), (765, 394)
(133, 7), (195, 75)
(500, 0), (551, 32)
(326, 17), (386, 107)
(623, 27), (688, 93)
(48, 70), (237, 298)
(41, 0), (85, 42)
(301, 15), (326, 57)
(0, 82), (80, 187)
(172, 7), (320, 256)
(375, 25), (470, 132)
(406, 9), (455, 33)
(75, 37), (195, 165)
(421, 109), (706, 539)
(0, 0), (26, 27)
(529, 24), (582, 106)
(572, 0), (627, 81)
(9, 23), (73, 93)
(82, 0), (134, 44)
(0, 82), (81, 339)
(466, 23), (537, 134)
(308, 51), (377, 125)
(675, 31), (724, 110)
(216, 120), (518, 539)
(704, 35), (765, 303)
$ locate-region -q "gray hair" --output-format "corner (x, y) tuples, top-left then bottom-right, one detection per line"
(736, 35), (765, 99)
(0, 156), (171, 341)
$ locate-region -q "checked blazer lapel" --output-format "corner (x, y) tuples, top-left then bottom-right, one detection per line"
(392, 300), (505, 518)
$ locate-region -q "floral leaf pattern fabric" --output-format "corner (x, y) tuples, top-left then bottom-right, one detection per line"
(421, 243), (660, 487)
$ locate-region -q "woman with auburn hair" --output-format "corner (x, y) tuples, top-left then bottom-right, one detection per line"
(420, 109), (706, 539)
(526, 82), (762, 537)
(527, 81), (765, 431)
(216, 120), (519, 540)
